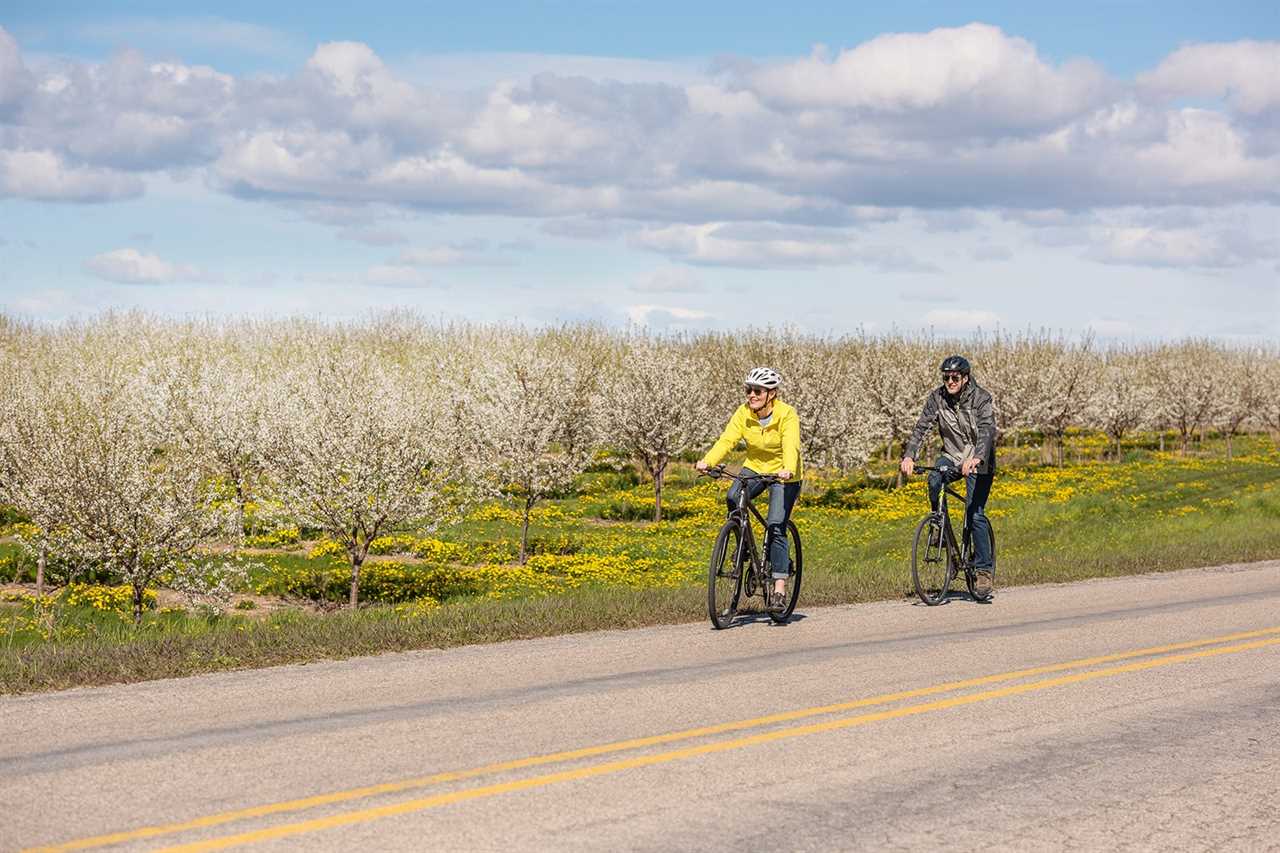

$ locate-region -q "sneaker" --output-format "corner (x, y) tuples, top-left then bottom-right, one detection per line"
(769, 590), (787, 611)
(974, 570), (993, 599)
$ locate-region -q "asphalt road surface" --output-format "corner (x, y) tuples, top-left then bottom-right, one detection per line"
(6, 560), (1280, 852)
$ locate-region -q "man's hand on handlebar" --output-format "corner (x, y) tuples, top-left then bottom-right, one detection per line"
(961, 457), (980, 476)
(778, 469), (792, 481)
(900, 457), (914, 477)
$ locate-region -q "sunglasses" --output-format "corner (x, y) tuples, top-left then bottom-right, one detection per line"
(744, 385), (770, 396)
(942, 373), (965, 383)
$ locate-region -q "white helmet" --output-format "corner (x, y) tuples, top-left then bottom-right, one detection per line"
(744, 366), (782, 389)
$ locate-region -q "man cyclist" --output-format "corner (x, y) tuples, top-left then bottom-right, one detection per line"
(695, 367), (803, 612)
(899, 355), (997, 598)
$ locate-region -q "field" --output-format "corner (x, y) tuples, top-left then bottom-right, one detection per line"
(2, 431), (1278, 694)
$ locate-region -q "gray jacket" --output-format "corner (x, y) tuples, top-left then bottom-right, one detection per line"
(904, 380), (997, 474)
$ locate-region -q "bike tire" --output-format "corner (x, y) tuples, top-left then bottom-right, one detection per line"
(911, 514), (950, 606)
(708, 521), (744, 629)
(768, 520), (803, 624)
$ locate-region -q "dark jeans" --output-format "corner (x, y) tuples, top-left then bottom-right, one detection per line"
(726, 468), (801, 578)
(926, 457), (994, 571)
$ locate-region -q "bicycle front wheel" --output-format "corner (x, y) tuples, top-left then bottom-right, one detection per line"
(767, 520), (803, 623)
(911, 514), (950, 606)
(708, 521), (745, 629)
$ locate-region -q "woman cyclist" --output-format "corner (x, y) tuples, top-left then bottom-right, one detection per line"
(695, 367), (804, 611)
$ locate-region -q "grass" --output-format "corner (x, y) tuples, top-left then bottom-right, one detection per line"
(2, 432), (1278, 694)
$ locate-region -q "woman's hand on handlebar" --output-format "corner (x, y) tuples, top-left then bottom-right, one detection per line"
(695, 460), (709, 473)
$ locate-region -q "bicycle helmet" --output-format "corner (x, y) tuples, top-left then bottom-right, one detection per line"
(939, 355), (970, 376)
(744, 366), (782, 389)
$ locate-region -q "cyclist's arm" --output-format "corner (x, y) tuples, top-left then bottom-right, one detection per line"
(973, 388), (996, 464)
(780, 405), (801, 479)
(902, 392), (939, 461)
(700, 406), (747, 468)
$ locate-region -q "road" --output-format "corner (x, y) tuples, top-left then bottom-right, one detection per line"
(5, 560), (1280, 852)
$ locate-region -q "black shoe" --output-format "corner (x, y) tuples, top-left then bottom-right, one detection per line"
(974, 571), (993, 599)
(769, 590), (786, 611)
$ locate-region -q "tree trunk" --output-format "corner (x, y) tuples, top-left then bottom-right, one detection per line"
(348, 552), (363, 608)
(652, 459), (667, 523)
(1115, 436), (1122, 462)
(519, 498), (534, 564)
(132, 582), (144, 625)
(36, 546), (46, 599)
(234, 479), (247, 545)
(1226, 432), (1233, 459)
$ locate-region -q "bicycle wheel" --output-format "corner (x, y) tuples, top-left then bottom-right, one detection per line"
(708, 521), (745, 629)
(911, 514), (950, 605)
(768, 520), (803, 624)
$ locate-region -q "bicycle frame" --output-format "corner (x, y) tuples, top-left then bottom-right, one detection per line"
(918, 465), (973, 573)
(724, 471), (778, 592)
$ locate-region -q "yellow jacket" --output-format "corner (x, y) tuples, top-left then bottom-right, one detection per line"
(700, 399), (804, 480)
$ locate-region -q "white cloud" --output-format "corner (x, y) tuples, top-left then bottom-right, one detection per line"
(0, 150), (143, 202)
(336, 227), (408, 246)
(625, 304), (710, 326)
(746, 23), (1109, 130)
(922, 308), (1001, 332)
(1087, 226), (1263, 268)
(632, 222), (861, 268)
(1138, 40), (1280, 114)
(83, 248), (208, 284)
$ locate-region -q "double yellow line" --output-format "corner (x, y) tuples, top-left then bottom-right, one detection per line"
(28, 626), (1280, 853)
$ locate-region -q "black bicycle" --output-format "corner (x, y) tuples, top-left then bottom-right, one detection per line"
(702, 466), (803, 629)
(909, 465), (996, 605)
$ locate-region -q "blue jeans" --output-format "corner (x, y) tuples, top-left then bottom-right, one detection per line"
(926, 457), (994, 571)
(726, 468), (801, 578)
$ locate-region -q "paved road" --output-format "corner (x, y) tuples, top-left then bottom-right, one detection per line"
(6, 560), (1280, 852)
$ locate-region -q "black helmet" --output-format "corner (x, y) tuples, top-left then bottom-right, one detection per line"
(940, 355), (970, 375)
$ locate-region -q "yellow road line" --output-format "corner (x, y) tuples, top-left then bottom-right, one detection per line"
(25, 625), (1280, 853)
(153, 634), (1280, 852)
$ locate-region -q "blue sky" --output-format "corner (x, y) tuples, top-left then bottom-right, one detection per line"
(1, 2), (1278, 339)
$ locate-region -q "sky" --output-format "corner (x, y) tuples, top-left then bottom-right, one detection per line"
(1, 1), (1278, 340)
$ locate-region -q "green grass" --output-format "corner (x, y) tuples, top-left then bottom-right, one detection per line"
(2, 432), (1278, 694)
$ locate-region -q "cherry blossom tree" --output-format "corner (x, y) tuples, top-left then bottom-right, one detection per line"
(1215, 347), (1265, 459)
(464, 326), (606, 562)
(600, 333), (717, 521)
(1088, 347), (1158, 460)
(1151, 340), (1224, 453)
(0, 327), (228, 622)
(1035, 333), (1099, 466)
(258, 337), (470, 607)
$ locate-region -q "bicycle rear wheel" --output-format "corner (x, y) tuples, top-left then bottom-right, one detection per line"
(911, 514), (950, 605)
(768, 520), (803, 624)
(708, 521), (744, 629)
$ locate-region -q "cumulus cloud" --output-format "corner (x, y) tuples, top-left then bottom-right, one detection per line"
(632, 222), (862, 267)
(0, 150), (143, 201)
(83, 248), (208, 284)
(745, 23), (1110, 132)
(1138, 40), (1280, 114)
(625, 304), (710, 326)
(1, 25), (1279, 272)
(1086, 225), (1266, 269)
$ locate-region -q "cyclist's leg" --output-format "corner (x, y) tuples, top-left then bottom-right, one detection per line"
(765, 481), (801, 579)
(964, 471), (995, 570)
(926, 456), (950, 511)
(725, 467), (757, 514)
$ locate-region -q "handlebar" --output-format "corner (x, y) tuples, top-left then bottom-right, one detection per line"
(698, 465), (784, 484)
